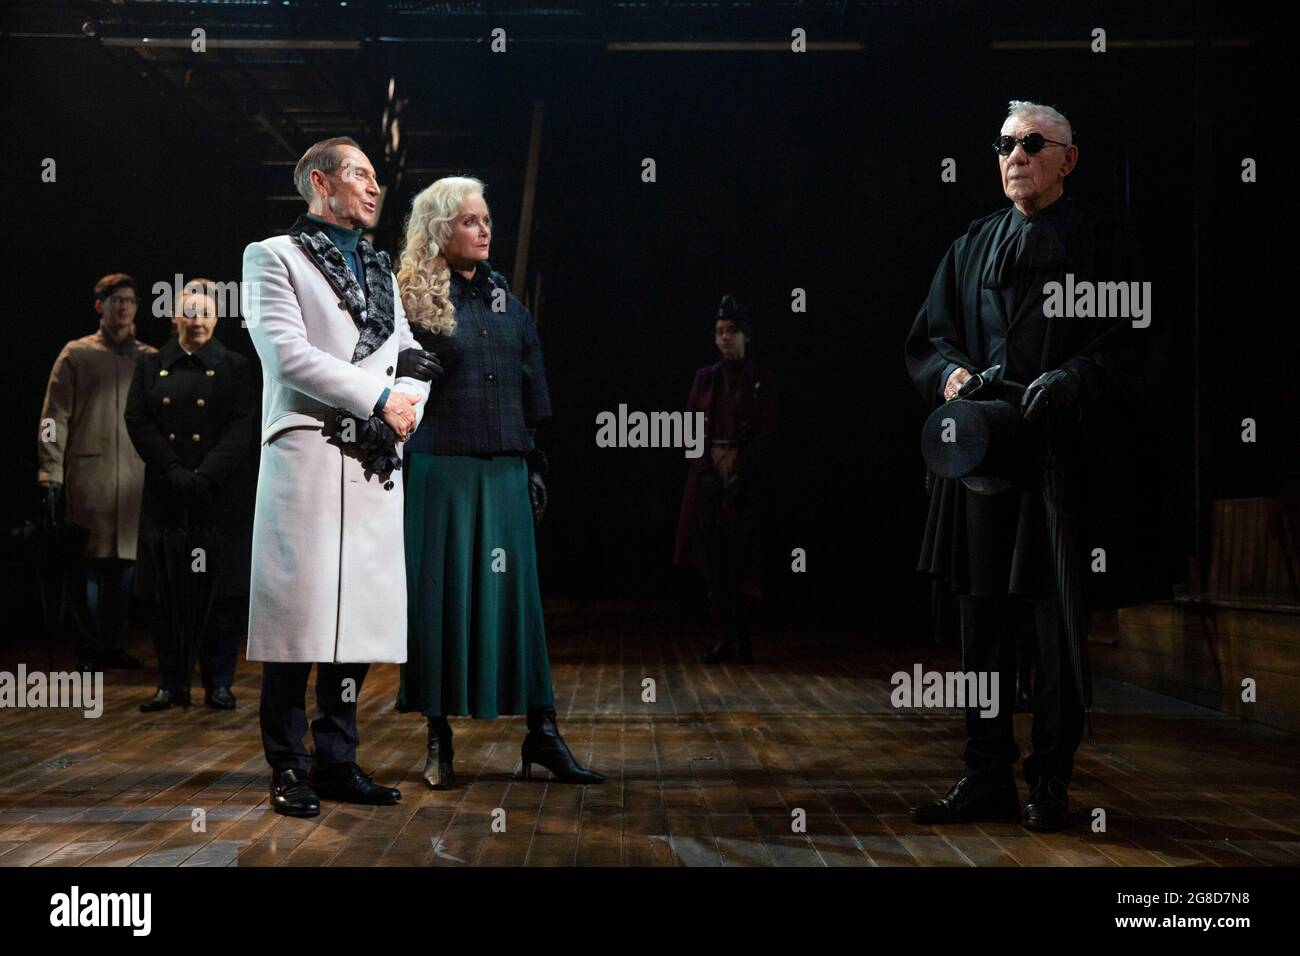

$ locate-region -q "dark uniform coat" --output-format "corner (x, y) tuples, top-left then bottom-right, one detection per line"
(124, 335), (257, 600)
(904, 198), (1164, 610)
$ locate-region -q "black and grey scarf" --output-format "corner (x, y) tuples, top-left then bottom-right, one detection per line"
(288, 214), (396, 364)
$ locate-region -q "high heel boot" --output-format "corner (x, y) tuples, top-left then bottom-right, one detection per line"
(423, 715), (454, 789)
(520, 706), (605, 784)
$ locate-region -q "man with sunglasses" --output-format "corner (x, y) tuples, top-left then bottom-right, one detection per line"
(904, 101), (1147, 831)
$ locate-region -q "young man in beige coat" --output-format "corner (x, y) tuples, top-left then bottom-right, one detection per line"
(242, 137), (435, 817)
(38, 273), (155, 671)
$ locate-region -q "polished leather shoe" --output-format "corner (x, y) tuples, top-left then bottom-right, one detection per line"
(205, 686), (236, 710)
(910, 773), (1020, 824)
(1023, 777), (1070, 832)
(139, 688), (190, 712)
(270, 769), (320, 817)
(139, 688), (175, 713)
(309, 762), (401, 805)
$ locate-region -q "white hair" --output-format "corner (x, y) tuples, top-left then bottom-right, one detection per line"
(1005, 100), (1073, 145)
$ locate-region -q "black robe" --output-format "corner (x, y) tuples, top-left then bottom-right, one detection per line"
(905, 197), (1161, 610)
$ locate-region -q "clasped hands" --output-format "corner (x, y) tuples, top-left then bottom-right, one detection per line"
(944, 364), (1081, 423)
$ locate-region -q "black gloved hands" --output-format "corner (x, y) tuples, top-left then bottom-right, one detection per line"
(329, 413), (403, 476)
(396, 347), (444, 384)
(1021, 366), (1082, 423)
(161, 463), (197, 500)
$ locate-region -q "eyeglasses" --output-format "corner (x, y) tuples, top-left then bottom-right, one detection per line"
(992, 133), (1071, 156)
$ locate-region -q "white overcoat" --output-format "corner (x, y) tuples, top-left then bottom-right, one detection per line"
(242, 234), (429, 663)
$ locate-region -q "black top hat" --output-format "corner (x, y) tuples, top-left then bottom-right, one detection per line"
(921, 369), (1041, 491)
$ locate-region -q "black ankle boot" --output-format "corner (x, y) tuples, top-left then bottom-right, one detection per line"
(520, 707), (605, 784)
(424, 716), (454, 789)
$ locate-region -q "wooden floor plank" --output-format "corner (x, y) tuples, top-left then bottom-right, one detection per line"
(2, 607), (1296, 867)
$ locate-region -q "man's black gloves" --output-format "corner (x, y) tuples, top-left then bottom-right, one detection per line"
(1021, 366), (1083, 423)
(329, 413), (403, 476)
(354, 415), (397, 453)
(526, 448), (548, 523)
(161, 463), (197, 500)
(396, 347), (444, 384)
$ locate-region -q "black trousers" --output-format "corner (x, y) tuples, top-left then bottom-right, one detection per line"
(81, 558), (134, 658)
(699, 488), (753, 646)
(152, 596), (241, 693)
(959, 594), (1084, 787)
(259, 661), (370, 773)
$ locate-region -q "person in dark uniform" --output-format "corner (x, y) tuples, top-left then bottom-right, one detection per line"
(904, 101), (1146, 831)
(674, 295), (778, 664)
(125, 278), (257, 711)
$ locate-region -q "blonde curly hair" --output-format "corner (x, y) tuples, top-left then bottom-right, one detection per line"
(396, 176), (487, 335)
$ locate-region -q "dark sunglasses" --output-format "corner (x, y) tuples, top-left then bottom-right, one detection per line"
(992, 132), (1071, 156)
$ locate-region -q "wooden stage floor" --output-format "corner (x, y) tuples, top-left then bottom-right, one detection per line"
(2, 604), (1297, 867)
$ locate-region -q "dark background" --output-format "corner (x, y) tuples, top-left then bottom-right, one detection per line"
(4, 1), (1295, 647)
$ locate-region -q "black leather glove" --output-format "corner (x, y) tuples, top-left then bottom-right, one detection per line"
(528, 471), (547, 523)
(396, 347), (444, 384)
(957, 364), (1004, 399)
(358, 415), (397, 452)
(1021, 366), (1082, 423)
(365, 444), (403, 476)
(161, 464), (195, 500)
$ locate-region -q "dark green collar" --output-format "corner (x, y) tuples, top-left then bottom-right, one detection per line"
(306, 213), (363, 253)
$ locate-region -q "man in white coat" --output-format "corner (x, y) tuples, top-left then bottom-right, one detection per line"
(242, 136), (438, 817)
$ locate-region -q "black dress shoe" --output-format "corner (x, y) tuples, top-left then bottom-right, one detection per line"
(910, 773), (1020, 824)
(1023, 777), (1070, 832)
(105, 650), (144, 670)
(308, 762), (401, 805)
(205, 686), (236, 710)
(139, 688), (175, 713)
(270, 769), (320, 817)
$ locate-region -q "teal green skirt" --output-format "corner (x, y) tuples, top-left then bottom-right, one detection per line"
(397, 453), (554, 718)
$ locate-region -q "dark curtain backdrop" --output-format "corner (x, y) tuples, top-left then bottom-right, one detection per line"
(6, 6), (1293, 644)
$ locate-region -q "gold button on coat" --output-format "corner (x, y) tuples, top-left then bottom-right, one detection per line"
(162, 397), (171, 405)
(168, 433), (176, 441)
(196, 398), (205, 407)
(205, 369), (215, 377)
(192, 433), (201, 442)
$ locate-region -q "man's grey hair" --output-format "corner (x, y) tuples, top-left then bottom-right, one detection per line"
(1005, 100), (1073, 145)
(293, 136), (362, 204)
